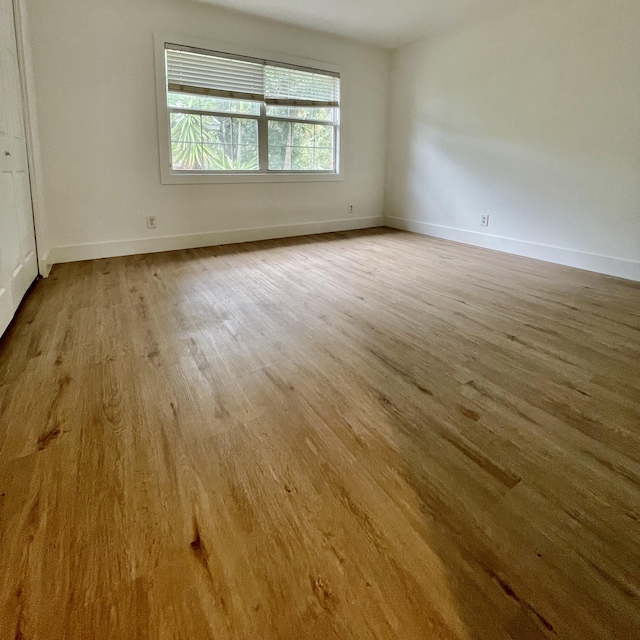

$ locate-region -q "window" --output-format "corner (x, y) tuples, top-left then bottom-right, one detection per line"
(156, 37), (341, 183)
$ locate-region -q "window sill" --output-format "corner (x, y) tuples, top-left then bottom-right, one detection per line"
(160, 171), (344, 185)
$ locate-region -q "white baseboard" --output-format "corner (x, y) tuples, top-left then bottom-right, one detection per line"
(38, 251), (51, 278)
(385, 217), (640, 282)
(48, 216), (384, 265)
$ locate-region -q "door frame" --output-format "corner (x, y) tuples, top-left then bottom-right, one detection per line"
(11, 0), (49, 277)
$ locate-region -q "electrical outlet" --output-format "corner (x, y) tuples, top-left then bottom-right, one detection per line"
(349, 204), (354, 213)
(481, 215), (490, 228)
(146, 216), (157, 229)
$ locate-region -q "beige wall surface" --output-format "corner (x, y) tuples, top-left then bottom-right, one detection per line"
(385, 0), (640, 279)
(27, 0), (390, 261)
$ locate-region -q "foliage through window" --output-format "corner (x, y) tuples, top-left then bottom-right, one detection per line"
(163, 44), (340, 175)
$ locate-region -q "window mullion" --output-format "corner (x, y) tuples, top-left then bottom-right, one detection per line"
(258, 101), (269, 173)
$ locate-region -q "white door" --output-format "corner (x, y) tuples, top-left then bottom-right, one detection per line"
(0, 0), (38, 337)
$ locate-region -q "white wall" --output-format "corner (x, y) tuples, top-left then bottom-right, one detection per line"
(385, 0), (640, 280)
(27, 0), (390, 264)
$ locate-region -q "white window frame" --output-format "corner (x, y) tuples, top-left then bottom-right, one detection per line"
(154, 32), (343, 184)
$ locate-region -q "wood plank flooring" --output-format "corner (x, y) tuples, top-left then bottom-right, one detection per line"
(0, 228), (639, 639)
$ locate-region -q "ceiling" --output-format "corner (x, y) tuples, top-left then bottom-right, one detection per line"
(196, 0), (528, 48)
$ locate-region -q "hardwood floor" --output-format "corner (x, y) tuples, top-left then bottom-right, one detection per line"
(0, 228), (638, 639)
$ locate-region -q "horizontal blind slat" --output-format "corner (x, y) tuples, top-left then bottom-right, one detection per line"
(167, 74), (263, 93)
(265, 98), (339, 108)
(168, 84), (264, 101)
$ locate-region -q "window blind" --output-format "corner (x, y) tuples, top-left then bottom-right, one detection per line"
(165, 44), (340, 107)
(265, 65), (340, 107)
(165, 45), (265, 101)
